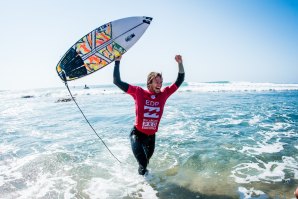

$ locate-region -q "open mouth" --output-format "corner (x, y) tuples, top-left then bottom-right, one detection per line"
(154, 88), (161, 93)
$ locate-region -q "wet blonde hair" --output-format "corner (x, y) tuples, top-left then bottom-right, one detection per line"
(147, 72), (163, 90)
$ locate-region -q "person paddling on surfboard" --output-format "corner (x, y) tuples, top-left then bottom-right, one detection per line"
(113, 55), (185, 175)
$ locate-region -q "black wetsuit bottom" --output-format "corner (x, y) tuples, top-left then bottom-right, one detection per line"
(130, 126), (155, 175)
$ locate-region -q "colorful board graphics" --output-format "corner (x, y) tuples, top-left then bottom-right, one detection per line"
(56, 16), (152, 81)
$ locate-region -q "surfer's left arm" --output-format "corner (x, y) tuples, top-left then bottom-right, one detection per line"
(174, 55), (185, 87)
(113, 56), (129, 92)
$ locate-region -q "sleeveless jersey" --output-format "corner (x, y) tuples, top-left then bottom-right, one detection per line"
(126, 83), (178, 135)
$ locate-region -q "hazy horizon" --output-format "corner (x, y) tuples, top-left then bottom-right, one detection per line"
(1, 0), (297, 90)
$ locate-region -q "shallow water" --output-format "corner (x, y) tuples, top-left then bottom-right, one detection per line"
(1, 82), (298, 199)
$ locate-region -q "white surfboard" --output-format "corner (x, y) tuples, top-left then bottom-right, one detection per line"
(56, 16), (153, 81)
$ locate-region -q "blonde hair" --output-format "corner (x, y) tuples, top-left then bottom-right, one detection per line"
(147, 72), (163, 90)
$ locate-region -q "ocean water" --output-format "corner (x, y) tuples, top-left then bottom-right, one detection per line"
(1, 82), (298, 199)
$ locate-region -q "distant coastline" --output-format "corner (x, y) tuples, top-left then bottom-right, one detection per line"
(1, 81), (298, 92)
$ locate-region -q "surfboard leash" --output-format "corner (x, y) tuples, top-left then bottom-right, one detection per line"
(62, 78), (122, 164)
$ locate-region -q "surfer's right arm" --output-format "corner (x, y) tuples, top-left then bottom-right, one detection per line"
(174, 55), (185, 88)
(113, 56), (129, 92)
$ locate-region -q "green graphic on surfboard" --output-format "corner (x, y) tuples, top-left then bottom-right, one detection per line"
(56, 16), (152, 81)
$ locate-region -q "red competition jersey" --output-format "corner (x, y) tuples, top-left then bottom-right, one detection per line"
(127, 83), (178, 135)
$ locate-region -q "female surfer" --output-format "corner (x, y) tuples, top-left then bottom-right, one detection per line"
(113, 55), (185, 175)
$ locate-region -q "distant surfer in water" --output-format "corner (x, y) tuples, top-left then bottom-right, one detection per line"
(113, 55), (185, 175)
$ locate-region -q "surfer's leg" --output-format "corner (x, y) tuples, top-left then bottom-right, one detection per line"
(145, 134), (155, 161)
(130, 128), (149, 175)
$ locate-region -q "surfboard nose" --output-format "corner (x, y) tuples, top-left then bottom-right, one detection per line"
(143, 16), (153, 24)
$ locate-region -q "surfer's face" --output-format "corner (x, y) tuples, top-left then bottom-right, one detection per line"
(150, 76), (163, 93)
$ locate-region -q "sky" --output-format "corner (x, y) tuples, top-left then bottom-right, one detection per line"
(0, 0), (297, 90)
